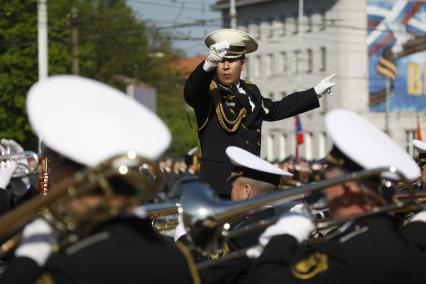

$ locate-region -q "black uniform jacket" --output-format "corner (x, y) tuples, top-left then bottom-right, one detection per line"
(1, 217), (200, 284)
(0, 185), (38, 216)
(245, 215), (426, 284)
(184, 62), (320, 195)
(199, 207), (276, 284)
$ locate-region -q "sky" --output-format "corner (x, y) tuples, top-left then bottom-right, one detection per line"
(127, 0), (223, 57)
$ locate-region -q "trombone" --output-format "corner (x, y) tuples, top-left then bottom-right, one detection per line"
(180, 166), (420, 262)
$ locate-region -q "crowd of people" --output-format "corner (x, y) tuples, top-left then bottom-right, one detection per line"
(0, 27), (425, 284)
(158, 154), (328, 198)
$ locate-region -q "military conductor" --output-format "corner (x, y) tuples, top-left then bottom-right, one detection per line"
(184, 29), (335, 197)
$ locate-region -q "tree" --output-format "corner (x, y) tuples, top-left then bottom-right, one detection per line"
(0, 0), (38, 148)
(0, 0), (196, 155)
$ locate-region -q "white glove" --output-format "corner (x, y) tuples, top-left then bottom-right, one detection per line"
(174, 214), (187, 242)
(0, 160), (17, 189)
(15, 218), (56, 266)
(1, 139), (31, 194)
(245, 244), (264, 259)
(314, 74), (336, 98)
(289, 203), (309, 214)
(409, 210), (426, 223)
(203, 40), (230, 72)
(259, 212), (314, 245)
(245, 212), (314, 259)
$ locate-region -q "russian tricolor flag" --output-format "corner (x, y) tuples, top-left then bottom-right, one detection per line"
(295, 115), (304, 160)
(295, 115), (304, 144)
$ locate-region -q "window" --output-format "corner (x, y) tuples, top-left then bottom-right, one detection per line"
(289, 133), (296, 157)
(320, 8), (326, 31)
(291, 13), (298, 34)
(320, 46), (327, 72)
(293, 50), (301, 74)
(318, 132), (326, 159)
(265, 53), (273, 76)
(252, 55), (261, 77)
(278, 134), (287, 160)
(304, 132), (313, 160)
(406, 130), (416, 156)
(273, 53), (279, 74)
(242, 57), (249, 80)
(281, 52), (288, 73)
(306, 48), (313, 73)
(249, 19), (260, 39)
(306, 9), (313, 32)
(280, 15), (287, 36)
(266, 135), (274, 162)
(267, 17), (274, 38)
(255, 19), (261, 39)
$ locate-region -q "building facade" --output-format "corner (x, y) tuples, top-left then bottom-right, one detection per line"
(214, 0), (426, 161)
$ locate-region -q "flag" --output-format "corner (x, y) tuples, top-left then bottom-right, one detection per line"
(416, 114), (423, 141)
(295, 115), (304, 160)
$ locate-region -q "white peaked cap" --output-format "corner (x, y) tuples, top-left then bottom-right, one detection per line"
(413, 139), (426, 153)
(205, 29), (258, 58)
(226, 146), (293, 177)
(27, 75), (171, 167)
(325, 109), (420, 180)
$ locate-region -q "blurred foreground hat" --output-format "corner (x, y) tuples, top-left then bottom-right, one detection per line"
(324, 109), (420, 180)
(226, 146), (292, 186)
(27, 75), (171, 167)
(413, 139), (426, 167)
(205, 29), (258, 59)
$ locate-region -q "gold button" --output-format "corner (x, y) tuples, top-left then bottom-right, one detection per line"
(246, 140), (250, 145)
(256, 128), (260, 133)
(257, 142), (261, 146)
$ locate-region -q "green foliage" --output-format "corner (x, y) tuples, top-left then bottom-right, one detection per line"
(0, 0), (196, 156)
(0, 0), (38, 149)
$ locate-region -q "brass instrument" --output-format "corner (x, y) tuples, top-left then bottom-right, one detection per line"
(0, 152), (164, 255)
(0, 151), (39, 178)
(145, 202), (179, 232)
(181, 166), (418, 257)
(38, 156), (50, 195)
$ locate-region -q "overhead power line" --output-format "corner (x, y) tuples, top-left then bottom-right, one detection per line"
(126, 0), (205, 11)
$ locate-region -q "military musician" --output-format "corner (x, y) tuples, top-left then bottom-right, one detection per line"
(0, 76), (200, 284)
(244, 109), (426, 284)
(184, 28), (336, 198)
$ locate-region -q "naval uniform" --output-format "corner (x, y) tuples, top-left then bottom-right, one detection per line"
(199, 207), (276, 284)
(1, 217), (200, 284)
(245, 215), (426, 284)
(0, 185), (38, 216)
(184, 62), (319, 195)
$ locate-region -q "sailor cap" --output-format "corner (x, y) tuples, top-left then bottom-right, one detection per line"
(413, 139), (426, 167)
(226, 146), (292, 185)
(27, 75), (171, 167)
(325, 109), (420, 180)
